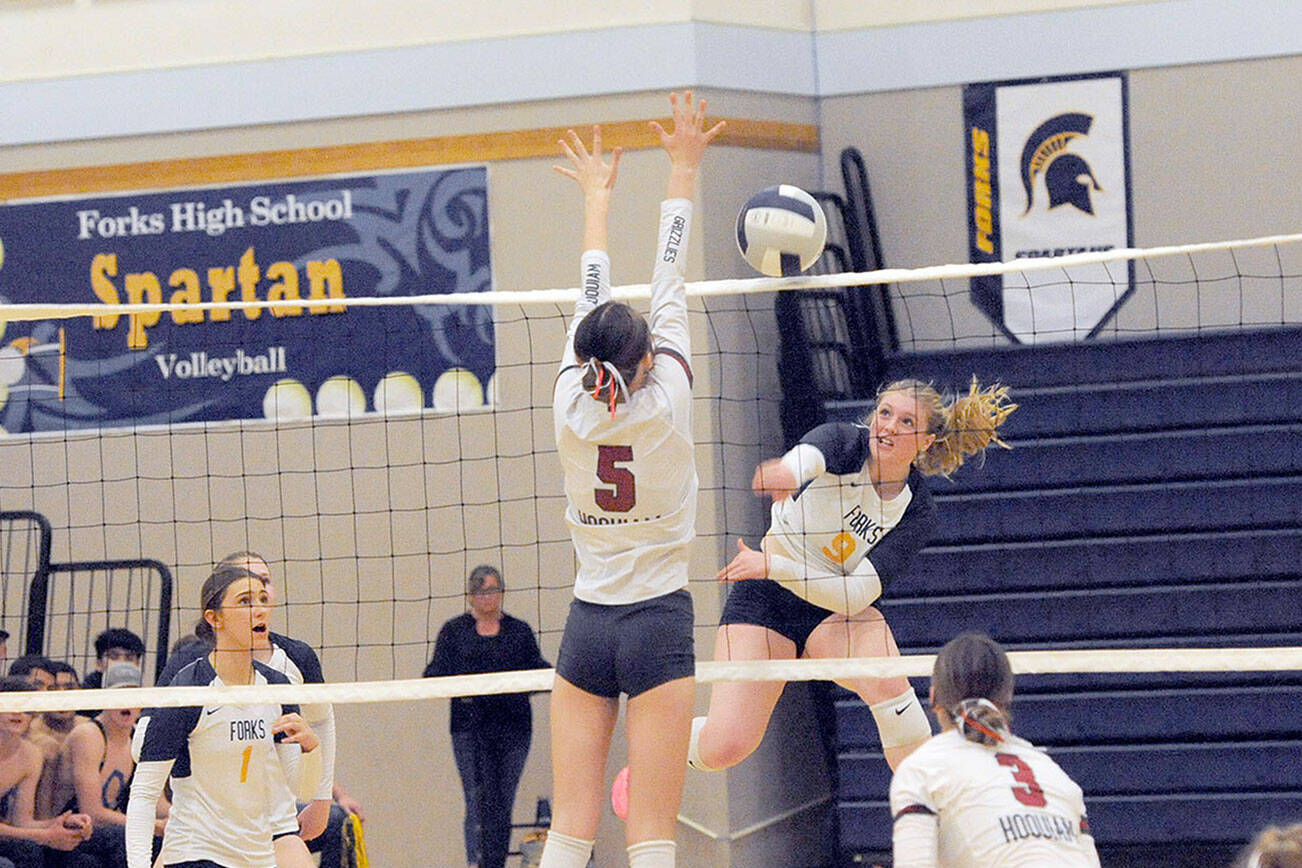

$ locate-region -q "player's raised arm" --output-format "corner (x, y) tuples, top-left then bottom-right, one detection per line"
(554, 126), (621, 371)
(646, 91), (723, 359)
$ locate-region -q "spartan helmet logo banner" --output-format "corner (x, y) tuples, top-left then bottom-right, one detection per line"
(1020, 112), (1103, 215)
(963, 72), (1133, 344)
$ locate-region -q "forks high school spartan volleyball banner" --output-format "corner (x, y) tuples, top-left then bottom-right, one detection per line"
(964, 71), (1133, 343)
(0, 166), (493, 434)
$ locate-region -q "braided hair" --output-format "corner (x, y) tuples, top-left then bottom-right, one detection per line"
(932, 633), (1015, 746)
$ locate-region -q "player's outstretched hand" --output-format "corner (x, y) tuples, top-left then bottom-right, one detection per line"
(553, 125), (621, 198)
(716, 538), (769, 582)
(272, 712), (320, 753)
(651, 90), (725, 173)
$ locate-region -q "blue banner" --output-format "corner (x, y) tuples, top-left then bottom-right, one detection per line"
(0, 166), (494, 433)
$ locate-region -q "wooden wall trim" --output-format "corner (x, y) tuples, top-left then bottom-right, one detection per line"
(0, 117), (818, 201)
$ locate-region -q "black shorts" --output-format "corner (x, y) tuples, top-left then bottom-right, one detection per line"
(719, 579), (833, 657)
(555, 589), (695, 698)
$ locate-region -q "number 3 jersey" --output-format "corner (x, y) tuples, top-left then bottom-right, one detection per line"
(553, 198), (696, 605)
(132, 657), (300, 868)
(890, 730), (1100, 868)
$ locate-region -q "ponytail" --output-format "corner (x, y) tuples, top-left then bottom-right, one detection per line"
(951, 697), (1011, 746)
(574, 301), (651, 414)
(932, 633), (1016, 745)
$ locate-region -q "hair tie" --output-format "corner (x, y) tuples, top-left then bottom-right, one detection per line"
(583, 357), (630, 418)
(953, 697), (1008, 745)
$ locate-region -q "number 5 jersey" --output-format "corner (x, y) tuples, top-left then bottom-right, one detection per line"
(553, 198), (696, 606)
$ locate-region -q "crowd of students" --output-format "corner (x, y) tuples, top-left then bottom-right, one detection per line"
(0, 556), (364, 868)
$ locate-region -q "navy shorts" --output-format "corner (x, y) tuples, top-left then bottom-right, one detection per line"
(555, 589), (695, 698)
(719, 579), (833, 657)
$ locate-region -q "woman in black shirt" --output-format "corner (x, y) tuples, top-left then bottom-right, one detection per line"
(425, 565), (549, 868)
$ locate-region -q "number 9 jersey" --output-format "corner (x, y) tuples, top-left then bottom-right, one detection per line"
(553, 198), (697, 605)
(889, 729), (1101, 867)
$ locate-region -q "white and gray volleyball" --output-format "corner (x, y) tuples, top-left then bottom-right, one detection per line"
(735, 185), (828, 277)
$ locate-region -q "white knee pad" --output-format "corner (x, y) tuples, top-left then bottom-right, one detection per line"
(869, 688), (932, 749)
(539, 829), (594, 868)
(628, 839), (676, 868)
(686, 716), (718, 771)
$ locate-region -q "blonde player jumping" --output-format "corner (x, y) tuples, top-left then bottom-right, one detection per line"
(686, 378), (1016, 775)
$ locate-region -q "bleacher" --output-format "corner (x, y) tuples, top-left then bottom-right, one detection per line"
(780, 151), (1302, 866)
(828, 326), (1302, 865)
(0, 510), (173, 683)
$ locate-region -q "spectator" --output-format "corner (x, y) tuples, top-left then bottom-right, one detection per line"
(425, 565), (548, 868)
(0, 677), (94, 868)
(50, 663), (157, 867)
(80, 631), (144, 692)
(7, 658), (53, 692)
(30, 663), (79, 820)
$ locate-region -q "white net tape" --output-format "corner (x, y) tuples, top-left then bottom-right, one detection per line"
(2, 231), (1298, 321)
(9, 645), (1301, 712)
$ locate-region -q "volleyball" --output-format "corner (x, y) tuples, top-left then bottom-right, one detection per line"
(735, 184), (827, 277)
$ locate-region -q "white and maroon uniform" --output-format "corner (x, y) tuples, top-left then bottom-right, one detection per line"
(890, 730), (1100, 868)
(553, 198), (696, 606)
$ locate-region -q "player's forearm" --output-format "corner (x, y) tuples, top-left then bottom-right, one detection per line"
(581, 192), (613, 253)
(647, 199), (692, 354)
(311, 710), (337, 801)
(780, 443), (827, 486)
(768, 553), (883, 615)
(665, 165), (698, 202)
(126, 761), (168, 868)
(275, 740), (303, 789)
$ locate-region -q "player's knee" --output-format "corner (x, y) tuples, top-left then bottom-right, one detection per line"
(869, 688), (931, 750)
(698, 718), (763, 769)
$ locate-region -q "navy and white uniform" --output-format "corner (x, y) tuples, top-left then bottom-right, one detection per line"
(890, 730), (1100, 867)
(158, 631), (337, 819)
(552, 198), (697, 697)
(125, 658), (301, 868)
(721, 421), (937, 651)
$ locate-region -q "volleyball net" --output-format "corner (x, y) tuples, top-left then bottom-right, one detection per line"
(0, 230), (1298, 711)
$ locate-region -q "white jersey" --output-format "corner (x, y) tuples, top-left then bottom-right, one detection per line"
(763, 423), (937, 615)
(890, 730), (1100, 868)
(127, 658), (300, 868)
(553, 198), (696, 604)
